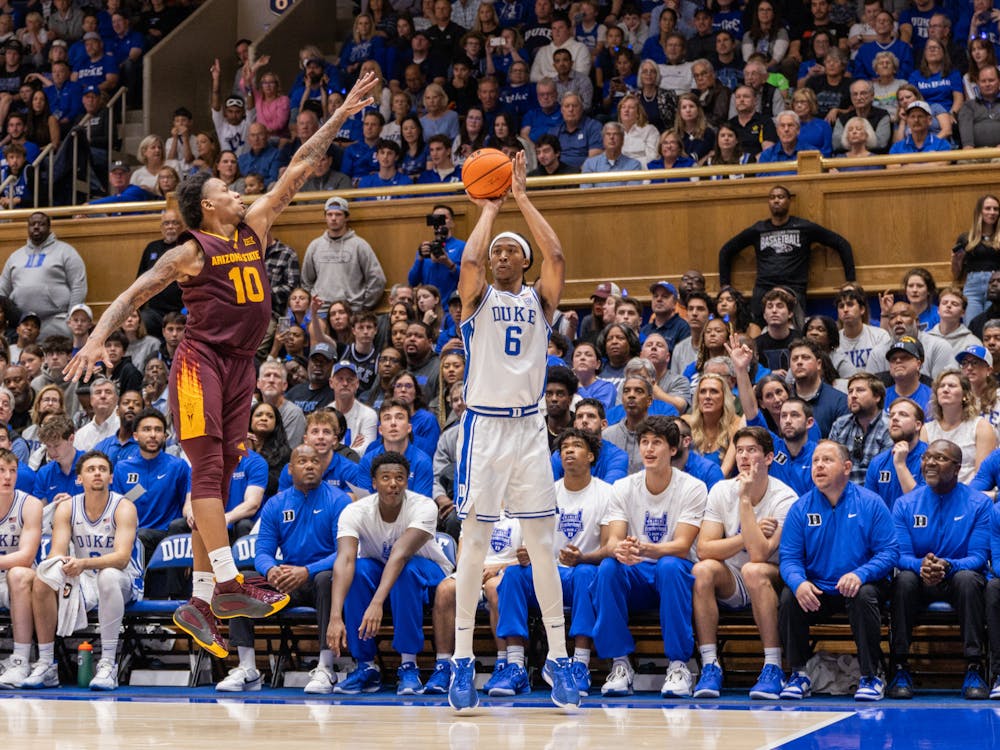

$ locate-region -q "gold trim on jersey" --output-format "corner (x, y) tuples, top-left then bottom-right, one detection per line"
(176, 357), (207, 439)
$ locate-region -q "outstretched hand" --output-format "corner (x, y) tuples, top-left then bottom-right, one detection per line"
(510, 150), (528, 199)
(63, 337), (105, 383)
(334, 71), (379, 121)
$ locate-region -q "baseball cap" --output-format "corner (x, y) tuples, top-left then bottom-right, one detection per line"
(324, 196), (349, 214)
(332, 360), (358, 375)
(68, 303), (94, 320)
(957, 344), (994, 368)
(82, 85), (100, 96)
(305, 57), (325, 67)
(224, 95), (245, 109)
(4, 39), (22, 53)
(18, 312), (40, 325)
(109, 160), (130, 173)
(591, 282), (621, 300)
(448, 291), (462, 304)
(51, 39), (68, 48)
(905, 100), (932, 116)
(887, 336), (924, 361)
(309, 342), (337, 361)
(82, 32), (101, 41)
(649, 281), (678, 297)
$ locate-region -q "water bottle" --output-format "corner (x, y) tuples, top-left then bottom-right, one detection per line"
(77, 642), (94, 687)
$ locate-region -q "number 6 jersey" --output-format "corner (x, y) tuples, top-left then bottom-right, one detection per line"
(461, 284), (551, 412)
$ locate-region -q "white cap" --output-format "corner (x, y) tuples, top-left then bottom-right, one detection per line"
(68, 303), (93, 320)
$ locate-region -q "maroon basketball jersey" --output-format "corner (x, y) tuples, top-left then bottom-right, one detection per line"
(179, 223), (272, 357)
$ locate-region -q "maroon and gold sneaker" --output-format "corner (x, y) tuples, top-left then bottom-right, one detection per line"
(211, 574), (290, 619)
(173, 597), (229, 658)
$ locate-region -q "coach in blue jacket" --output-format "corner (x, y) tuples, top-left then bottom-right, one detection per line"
(887, 439), (991, 700)
(219, 445), (352, 695)
(778, 440), (899, 702)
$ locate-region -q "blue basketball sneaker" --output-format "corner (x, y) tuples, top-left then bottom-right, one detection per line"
(748, 664), (785, 700)
(854, 675), (885, 702)
(396, 662), (423, 695)
(487, 663), (530, 697)
(570, 660), (592, 696)
(482, 659), (508, 694)
(332, 663), (381, 694)
(543, 657), (581, 708)
(693, 662), (723, 699)
(448, 657), (479, 711)
(422, 659), (451, 694)
(779, 671), (811, 700)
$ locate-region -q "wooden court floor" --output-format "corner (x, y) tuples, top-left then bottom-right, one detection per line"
(0, 698), (851, 750)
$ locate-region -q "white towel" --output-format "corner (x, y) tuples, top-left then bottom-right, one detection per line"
(35, 558), (97, 637)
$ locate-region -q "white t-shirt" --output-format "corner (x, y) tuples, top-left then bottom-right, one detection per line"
(485, 516), (521, 566)
(702, 476), (797, 569)
(337, 490), (453, 574)
(605, 469), (707, 562)
(835, 324), (891, 377)
(340, 399), (378, 456)
(554, 476), (614, 562)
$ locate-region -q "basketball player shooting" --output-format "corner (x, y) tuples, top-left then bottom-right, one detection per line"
(63, 71), (379, 658)
(448, 152), (579, 710)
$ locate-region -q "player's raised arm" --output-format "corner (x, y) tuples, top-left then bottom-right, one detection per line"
(63, 241), (203, 383)
(510, 151), (564, 321)
(458, 193), (505, 318)
(245, 72), (379, 239)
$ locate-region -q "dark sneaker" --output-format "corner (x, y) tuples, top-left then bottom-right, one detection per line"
(173, 597), (229, 658)
(211, 574), (290, 620)
(887, 668), (914, 700)
(963, 666), (989, 700)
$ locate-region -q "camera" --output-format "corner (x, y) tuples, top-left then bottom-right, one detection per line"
(490, 37), (505, 47)
(424, 213), (449, 258)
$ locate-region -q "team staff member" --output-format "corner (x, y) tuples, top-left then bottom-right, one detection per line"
(778, 441), (899, 702)
(887, 439), (991, 700)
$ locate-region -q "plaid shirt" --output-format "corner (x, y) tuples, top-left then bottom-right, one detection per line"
(829, 411), (894, 485)
(264, 239), (301, 317)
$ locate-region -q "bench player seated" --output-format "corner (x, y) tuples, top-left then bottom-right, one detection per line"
(592, 416), (708, 697)
(887, 439), (992, 700)
(217, 445), (352, 693)
(492, 428), (612, 697)
(690, 426), (797, 700)
(0, 448), (44, 688)
(17, 451), (143, 690)
(426, 515), (521, 695)
(327, 452), (454, 695)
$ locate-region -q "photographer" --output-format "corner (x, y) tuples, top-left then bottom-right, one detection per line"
(406, 205), (466, 304)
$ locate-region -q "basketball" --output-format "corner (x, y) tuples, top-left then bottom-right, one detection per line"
(462, 148), (514, 199)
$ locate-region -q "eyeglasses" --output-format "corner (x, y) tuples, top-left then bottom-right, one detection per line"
(922, 452), (959, 465)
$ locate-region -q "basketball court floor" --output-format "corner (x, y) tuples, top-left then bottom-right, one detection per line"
(1, 687), (996, 749)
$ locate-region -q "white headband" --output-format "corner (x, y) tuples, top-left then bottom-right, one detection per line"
(489, 231), (531, 263)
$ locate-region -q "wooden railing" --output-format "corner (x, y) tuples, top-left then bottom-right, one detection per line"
(0, 148), (997, 318)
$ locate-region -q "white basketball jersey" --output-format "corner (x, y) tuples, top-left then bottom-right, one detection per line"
(461, 284), (551, 410)
(70, 492), (144, 583)
(0, 490), (30, 557)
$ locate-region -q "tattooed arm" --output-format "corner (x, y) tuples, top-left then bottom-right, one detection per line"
(63, 241), (203, 383)
(245, 72), (379, 240)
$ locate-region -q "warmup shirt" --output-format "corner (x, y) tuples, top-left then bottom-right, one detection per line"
(255, 481), (352, 577)
(864, 441), (927, 509)
(112, 451), (191, 530)
(892, 483), (992, 576)
(718, 216), (856, 298)
(780, 482), (899, 594)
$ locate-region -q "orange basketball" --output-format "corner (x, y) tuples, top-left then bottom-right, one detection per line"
(462, 148), (514, 199)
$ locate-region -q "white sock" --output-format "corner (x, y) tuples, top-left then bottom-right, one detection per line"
(209, 547), (239, 583)
(319, 650), (334, 669)
(574, 647), (591, 666)
(238, 646), (256, 671)
(764, 648), (782, 667)
(496, 650), (507, 663)
(100, 640), (118, 663)
(192, 572), (215, 602)
(521, 517), (568, 660)
(507, 645), (526, 668)
(37, 643), (54, 664)
(436, 652), (452, 662)
(401, 653), (417, 665)
(613, 656), (631, 671)
(13, 643), (31, 661)
(699, 644), (719, 666)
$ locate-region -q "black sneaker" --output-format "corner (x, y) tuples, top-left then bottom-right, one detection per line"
(887, 667), (914, 699)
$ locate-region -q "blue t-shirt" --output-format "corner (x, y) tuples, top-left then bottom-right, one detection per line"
(357, 442), (434, 496)
(226, 450), (269, 517)
(33, 450), (84, 503)
(908, 69), (963, 108)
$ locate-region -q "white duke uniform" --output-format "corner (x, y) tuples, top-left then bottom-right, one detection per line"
(458, 284), (556, 521)
(701, 476), (797, 608)
(0, 491), (33, 607)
